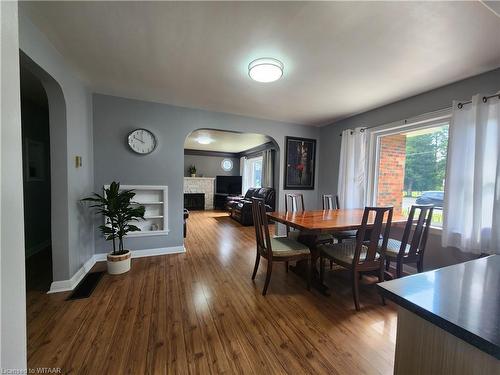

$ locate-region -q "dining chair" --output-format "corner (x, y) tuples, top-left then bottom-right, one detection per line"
(322, 194), (357, 249)
(251, 198), (311, 295)
(318, 206), (393, 311)
(382, 204), (434, 278)
(286, 193), (334, 246)
(322, 194), (340, 210)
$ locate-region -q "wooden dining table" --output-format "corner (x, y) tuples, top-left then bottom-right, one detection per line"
(267, 209), (406, 294)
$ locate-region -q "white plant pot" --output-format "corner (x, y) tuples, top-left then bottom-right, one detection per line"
(107, 250), (131, 275)
(190, 173), (196, 177)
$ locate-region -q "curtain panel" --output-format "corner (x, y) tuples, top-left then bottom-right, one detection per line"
(442, 94), (500, 254)
(337, 127), (367, 209)
(261, 149), (274, 188)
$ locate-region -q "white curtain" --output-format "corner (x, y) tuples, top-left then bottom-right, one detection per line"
(261, 149), (274, 188)
(337, 127), (367, 209)
(442, 94), (500, 254)
(240, 156), (249, 194)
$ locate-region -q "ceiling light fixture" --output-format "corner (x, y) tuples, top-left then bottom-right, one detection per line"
(196, 135), (214, 145)
(248, 58), (284, 83)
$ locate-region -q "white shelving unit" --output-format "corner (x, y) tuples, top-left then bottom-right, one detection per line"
(103, 184), (168, 237)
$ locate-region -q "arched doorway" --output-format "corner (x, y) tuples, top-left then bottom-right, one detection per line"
(183, 129), (280, 237)
(19, 51), (70, 288)
(20, 63), (53, 291)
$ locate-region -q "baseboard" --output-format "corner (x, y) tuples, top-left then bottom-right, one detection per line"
(48, 245), (185, 294)
(48, 255), (96, 294)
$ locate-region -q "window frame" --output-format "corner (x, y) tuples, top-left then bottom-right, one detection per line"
(245, 155), (263, 189)
(366, 108), (451, 230)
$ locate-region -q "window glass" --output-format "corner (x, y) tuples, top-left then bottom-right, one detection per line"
(375, 124), (449, 227)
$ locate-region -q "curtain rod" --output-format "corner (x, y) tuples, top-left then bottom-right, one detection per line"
(339, 127), (366, 137)
(457, 93), (500, 109)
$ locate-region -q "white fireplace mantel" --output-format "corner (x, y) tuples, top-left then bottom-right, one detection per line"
(184, 177), (215, 210)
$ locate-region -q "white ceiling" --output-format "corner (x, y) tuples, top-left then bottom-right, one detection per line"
(185, 129), (271, 153)
(21, 1), (500, 126)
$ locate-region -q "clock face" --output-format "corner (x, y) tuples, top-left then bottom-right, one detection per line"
(127, 129), (157, 154)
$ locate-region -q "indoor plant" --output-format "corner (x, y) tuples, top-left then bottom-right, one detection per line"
(82, 181), (145, 275)
(189, 164), (197, 177)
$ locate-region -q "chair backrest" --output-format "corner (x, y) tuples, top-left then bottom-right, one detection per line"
(399, 204), (434, 259)
(251, 198), (273, 259)
(285, 193), (305, 212)
(285, 193), (305, 235)
(354, 206), (393, 268)
(322, 194), (340, 210)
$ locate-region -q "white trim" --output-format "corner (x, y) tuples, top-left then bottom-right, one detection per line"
(48, 245), (185, 294)
(47, 254), (96, 294)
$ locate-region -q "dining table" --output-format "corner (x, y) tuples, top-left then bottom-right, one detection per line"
(267, 209), (407, 294)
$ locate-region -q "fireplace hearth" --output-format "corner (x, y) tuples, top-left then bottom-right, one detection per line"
(184, 193), (205, 211)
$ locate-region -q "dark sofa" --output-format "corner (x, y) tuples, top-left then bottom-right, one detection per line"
(227, 187), (275, 226)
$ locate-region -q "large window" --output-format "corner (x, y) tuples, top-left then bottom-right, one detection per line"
(369, 115), (450, 227)
(243, 156), (263, 190)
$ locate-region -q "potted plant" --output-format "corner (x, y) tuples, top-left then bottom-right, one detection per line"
(189, 165), (197, 177)
(82, 181), (145, 275)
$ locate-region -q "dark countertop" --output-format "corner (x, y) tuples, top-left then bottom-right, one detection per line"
(377, 255), (500, 359)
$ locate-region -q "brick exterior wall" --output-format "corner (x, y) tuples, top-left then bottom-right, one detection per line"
(377, 134), (406, 214)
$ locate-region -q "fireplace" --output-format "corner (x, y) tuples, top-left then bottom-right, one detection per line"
(184, 193), (205, 211)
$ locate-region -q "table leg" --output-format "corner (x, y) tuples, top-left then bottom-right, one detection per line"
(288, 234), (330, 296)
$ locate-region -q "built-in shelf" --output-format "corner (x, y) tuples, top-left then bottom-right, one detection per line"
(103, 184), (168, 237)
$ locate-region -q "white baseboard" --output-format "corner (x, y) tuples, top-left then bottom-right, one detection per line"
(48, 245), (185, 294)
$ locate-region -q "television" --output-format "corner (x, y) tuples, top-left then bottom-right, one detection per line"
(216, 176), (242, 195)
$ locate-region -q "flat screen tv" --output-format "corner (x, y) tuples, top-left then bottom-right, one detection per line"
(216, 176), (242, 195)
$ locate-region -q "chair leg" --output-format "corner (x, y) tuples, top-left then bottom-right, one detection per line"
(306, 257), (311, 291)
(262, 259), (273, 295)
(417, 259), (424, 273)
(330, 259), (333, 269)
(379, 267), (386, 305)
(396, 261), (403, 279)
(285, 261), (289, 273)
(385, 258), (391, 271)
(352, 270), (361, 311)
(251, 253), (260, 280)
(319, 254), (325, 283)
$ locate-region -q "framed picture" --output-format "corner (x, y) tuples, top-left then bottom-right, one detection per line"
(284, 136), (316, 190)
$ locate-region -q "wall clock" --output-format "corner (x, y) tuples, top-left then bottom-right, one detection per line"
(127, 128), (157, 154)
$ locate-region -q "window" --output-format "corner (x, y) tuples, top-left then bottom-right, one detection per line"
(243, 156), (263, 190)
(369, 114), (450, 227)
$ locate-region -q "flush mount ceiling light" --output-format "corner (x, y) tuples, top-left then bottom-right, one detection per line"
(196, 135), (214, 144)
(248, 58), (284, 83)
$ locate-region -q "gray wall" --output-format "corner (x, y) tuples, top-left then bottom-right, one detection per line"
(93, 94), (321, 253)
(1, 0), (27, 368)
(19, 12), (95, 281)
(184, 154), (240, 177)
(318, 67), (500, 269)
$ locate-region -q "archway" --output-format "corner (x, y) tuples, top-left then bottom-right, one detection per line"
(19, 51), (71, 285)
(183, 128), (280, 234)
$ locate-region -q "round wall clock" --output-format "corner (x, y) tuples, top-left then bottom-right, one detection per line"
(127, 128), (157, 154)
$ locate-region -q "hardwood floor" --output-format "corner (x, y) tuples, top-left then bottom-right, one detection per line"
(27, 210), (397, 374)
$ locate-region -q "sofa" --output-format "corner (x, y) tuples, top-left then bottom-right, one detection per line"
(226, 187), (276, 226)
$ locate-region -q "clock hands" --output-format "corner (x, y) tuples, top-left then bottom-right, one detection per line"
(133, 135), (145, 144)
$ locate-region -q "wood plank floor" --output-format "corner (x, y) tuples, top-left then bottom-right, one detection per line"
(27, 210), (397, 374)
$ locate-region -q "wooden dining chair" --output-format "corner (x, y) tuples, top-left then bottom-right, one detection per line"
(251, 198), (311, 295)
(322, 194), (357, 245)
(322, 194), (340, 210)
(318, 206), (393, 311)
(383, 204), (434, 278)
